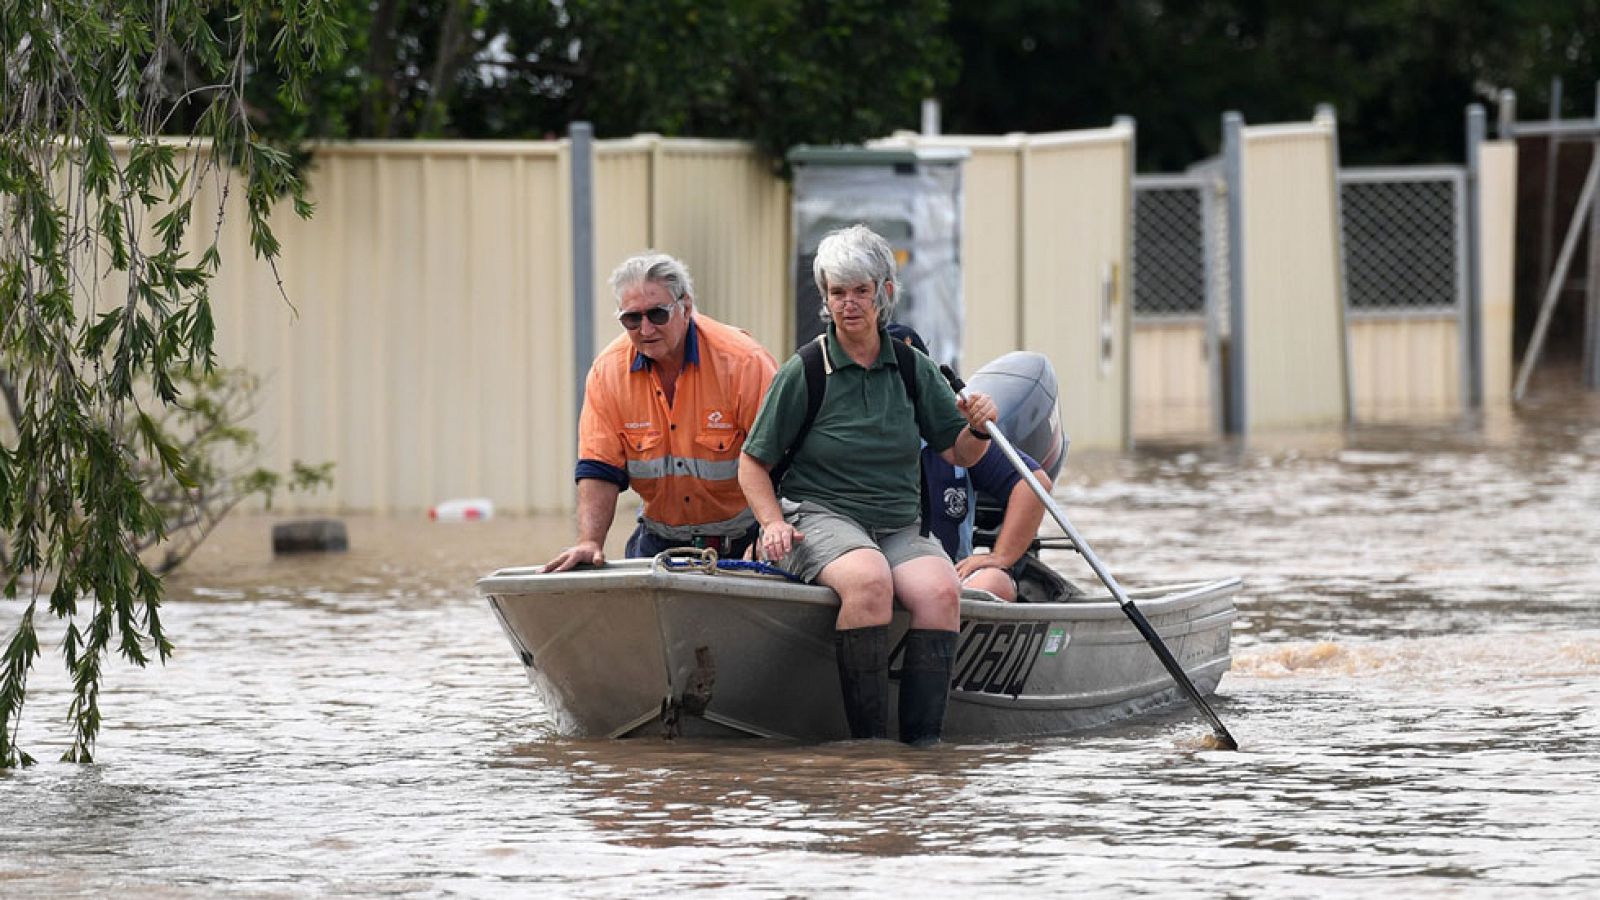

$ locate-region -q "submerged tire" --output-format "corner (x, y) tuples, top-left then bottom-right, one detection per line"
(271, 518), (349, 554)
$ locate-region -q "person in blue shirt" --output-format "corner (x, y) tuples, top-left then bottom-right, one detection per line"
(887, 323), (1053, 602)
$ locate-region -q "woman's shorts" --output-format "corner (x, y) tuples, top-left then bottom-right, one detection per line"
(776, 499), (947, 583)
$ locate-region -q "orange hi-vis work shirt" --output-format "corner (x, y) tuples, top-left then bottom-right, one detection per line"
(576, 314), (777, 535)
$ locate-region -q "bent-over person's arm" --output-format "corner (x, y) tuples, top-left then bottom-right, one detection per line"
(955, 443), (1049, 583)
(979, 469), (1051, 569)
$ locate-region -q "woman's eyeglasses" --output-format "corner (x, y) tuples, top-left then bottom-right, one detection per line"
(826, 282), (877, 311)
(617, 302), (679, 330)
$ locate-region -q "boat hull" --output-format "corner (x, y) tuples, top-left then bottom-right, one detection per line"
(478, 559), (1239, 741)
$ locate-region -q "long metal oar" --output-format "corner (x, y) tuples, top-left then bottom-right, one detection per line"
(948, 369), (1239, 750)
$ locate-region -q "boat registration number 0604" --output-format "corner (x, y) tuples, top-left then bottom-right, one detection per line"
(951, 621), (1056, 698)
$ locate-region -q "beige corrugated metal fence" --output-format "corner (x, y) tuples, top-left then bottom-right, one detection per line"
(948, 141), (1025, 366)
(1238, 117), (1350, 431)
(878, 125), (1135, 450)
(646, 140), (792, 353)
(1478, 142), (1519, 405)
(590, 137), (790, 356)
(201, 138), (788, 514)
(591, 138), (654, 357)
(80, 127), (1509, 513)
(1021, 128), (1135, 450)
(207, 143), (577, 513)
(1132, 321), (1211, 436)
(1347, 317), (1460, 420)
(211, 128), (1136, 514)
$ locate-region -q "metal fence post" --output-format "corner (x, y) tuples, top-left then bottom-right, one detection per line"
(1223, 111), (1246, 435)
(1466, 104), (1486, 407)
(1538, 77), (1563, 302)
(1116, 115), (1137, 449)
(1317, 104), (1355, 424)
(1497, 90), (1517, 139)
(570, 121), (595, 429)
(1587, 85), (1600, 389)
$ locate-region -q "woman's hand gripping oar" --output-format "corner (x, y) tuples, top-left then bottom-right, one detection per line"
(941, 365), (1239, 751)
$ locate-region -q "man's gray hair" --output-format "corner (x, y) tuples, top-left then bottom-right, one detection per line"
(812, 224), (898, 322)
(610, 251), (695, 306)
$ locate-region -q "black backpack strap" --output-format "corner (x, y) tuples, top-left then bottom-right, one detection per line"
(889, 338), (932, 538)
(769, 335), (828, 488)
(889, 337), (919, 405)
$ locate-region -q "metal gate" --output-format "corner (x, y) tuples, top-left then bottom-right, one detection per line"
(1131, 172), (1229, 437)
(1134, 163), (1469, 433)
(1338, 166), (1470, 413)
(1339, 167), (1467, 314)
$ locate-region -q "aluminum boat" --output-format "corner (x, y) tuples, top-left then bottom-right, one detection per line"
(478, 553), (1240, 741)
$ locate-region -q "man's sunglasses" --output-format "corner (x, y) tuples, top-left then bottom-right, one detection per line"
(617, 302), (679, 330)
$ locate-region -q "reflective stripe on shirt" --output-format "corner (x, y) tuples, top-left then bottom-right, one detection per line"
(625, 454), (741, 482)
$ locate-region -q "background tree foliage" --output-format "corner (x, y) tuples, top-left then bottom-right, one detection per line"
(226, 0), (1595, 172)
(1, 0), (339, 767)
(943, 0), (1600, 170)
(230, 0), (957, 162)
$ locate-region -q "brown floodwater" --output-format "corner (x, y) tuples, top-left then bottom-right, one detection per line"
(4, 382), (1600, 897)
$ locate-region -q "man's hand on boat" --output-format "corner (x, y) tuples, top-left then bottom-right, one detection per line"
(543, 540), (606, 573)
(955, 552), (1011, 582)
(757, 520), (803, 562)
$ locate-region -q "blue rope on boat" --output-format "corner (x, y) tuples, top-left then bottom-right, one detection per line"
(655, 550), (805, 583)
(710, 559), (805, 582)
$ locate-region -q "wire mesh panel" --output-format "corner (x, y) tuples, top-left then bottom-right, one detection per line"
(1133, 176), (1208, 317)
(1132, 173), (1223, 439)
(1339, 168), (1466, 313)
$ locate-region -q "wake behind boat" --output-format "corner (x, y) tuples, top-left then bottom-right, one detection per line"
(478, 552), (1240, 741)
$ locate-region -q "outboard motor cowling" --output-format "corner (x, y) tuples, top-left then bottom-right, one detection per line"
(966, 351), (1068, 481)
(963, 351), (1077, 598)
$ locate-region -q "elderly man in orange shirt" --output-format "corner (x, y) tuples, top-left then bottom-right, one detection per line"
(544, 252), (778, 571)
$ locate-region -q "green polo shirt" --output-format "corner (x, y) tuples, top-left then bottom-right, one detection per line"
(744, 325), (967, 529)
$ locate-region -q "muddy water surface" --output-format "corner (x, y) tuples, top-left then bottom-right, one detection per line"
(3, 389), (1600, 897)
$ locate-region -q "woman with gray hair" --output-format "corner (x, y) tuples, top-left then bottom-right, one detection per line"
(738, 224), (998, 746)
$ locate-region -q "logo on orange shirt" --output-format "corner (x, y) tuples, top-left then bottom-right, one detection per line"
(703, 409), (735, 431)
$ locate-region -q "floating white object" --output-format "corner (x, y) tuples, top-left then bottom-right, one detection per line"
(429, 497), (494, 522)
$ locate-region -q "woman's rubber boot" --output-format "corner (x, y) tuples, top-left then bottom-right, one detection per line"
(898, 629), (957, 748)
(834, 625), (890, 740)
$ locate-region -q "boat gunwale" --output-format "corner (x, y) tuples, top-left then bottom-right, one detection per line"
(477, 561), (1242, 621)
